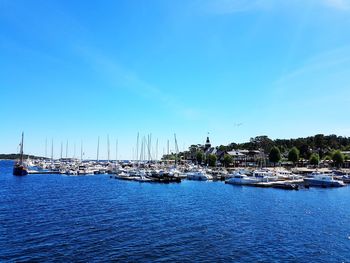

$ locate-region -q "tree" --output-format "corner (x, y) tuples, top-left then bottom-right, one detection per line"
(208, 154), (217, 167)
(223, 154), (233, 167)
(299, 144), (311, 159)
(269, 146), (281, 166)
(196, 151), (204, 165)
(309, 153), (320, 166)
(250, 136), (274, 153)
(288, 147), (299, 165)
(332, 150), (344, 168)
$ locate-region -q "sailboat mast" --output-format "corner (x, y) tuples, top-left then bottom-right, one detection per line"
(136, 132), (139, 163)
(66, 140), (68, 158)
(116, 139), (118, 163)
(60, 142), (63, 159)
(156, 138), (158, 161)
(80, 140), (83, 161)
(107, 134), (110, 162)
(45, 138), (47, 159)
(51, 138), (54, 163)
(97, 136), (100, 162)
(20, 132), (24, 164)
(174, 134), (178, 166)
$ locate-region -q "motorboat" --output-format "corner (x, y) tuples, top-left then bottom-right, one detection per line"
(304, 172), (345, 187)
(253, 169), (277, 182)
(186, 170), (213, 181)
(225, 172), (259, 185)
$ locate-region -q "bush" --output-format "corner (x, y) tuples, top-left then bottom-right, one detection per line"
(309, 153), (320, 166)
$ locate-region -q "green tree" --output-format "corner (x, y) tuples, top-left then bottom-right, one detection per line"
(208, 154), (217, 167)
(223, 154), (233, 167)
(309, 153), (320, 166)
(288, 147), (299, 165)
(196, 151), (204, 165)
(298, 144), (311, 159)
(269, 146), (281, 166)
(332, 150), (344, 168)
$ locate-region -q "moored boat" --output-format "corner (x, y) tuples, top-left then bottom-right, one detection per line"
(225, 172), (259, 185)
(304, 172), (345, 187)
(13, 132), (28, 176)
(186, 170), (213, 181)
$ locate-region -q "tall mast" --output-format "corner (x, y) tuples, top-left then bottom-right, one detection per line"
(156, 138), (158, 161)
(97, 136), (100, 162)
(167, 140), (169, 156)
(20, 132), (24, 164)
(136, 132), (139, 163)
(45, 137), (47, 159)
(116, 139), (118, 163)
(143, 136), (146, 161)
(66, 140), (68, 158)
(60, 141), (63, 159)
(147, 134), (151, 161)
(107, 134), (110, 162)
(80, 140), (83, 161)
(140, 137), (144, 161)
(74, 143), (76, 159)
(51, 138), (54, 163)
(174, 134), (179, 166)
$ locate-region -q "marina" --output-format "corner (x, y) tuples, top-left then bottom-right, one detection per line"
(20, 157), (350, 190)
(2, 1), (350, 261)
(10, 133), (350, 190)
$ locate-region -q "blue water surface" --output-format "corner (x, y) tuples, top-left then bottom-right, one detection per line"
(1, 160), (350, 262)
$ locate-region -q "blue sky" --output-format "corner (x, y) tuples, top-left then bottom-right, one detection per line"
(1, 0), (350, 159)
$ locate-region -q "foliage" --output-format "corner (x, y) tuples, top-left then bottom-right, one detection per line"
(332, 150), (344, 167)
(249, 136), (274, 153)
(288, 147), (299, 164)
(309, 153), (320, 166)
(163, 133), (350, 165)
(196, 151), (204, 165)
(208, 154), (217, 167)
(0, 154), (44, 160)
(223, 154), (233, 167)
(269, 147), (281, 166)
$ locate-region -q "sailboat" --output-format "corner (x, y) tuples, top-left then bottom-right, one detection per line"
(13, 132), (28, 176)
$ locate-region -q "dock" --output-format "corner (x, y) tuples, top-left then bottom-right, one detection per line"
(28, 170), (61, 174)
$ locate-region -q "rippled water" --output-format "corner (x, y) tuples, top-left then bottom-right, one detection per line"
(1, 160), (350, 262)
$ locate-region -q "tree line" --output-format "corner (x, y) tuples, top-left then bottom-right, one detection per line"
(163, 134), (350, 167)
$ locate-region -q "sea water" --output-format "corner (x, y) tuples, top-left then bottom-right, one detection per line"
(1, 160), (349, 262)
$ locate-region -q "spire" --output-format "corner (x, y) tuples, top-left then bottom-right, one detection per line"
(205, 132), (211, 149)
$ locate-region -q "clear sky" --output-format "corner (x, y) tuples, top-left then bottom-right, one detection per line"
(1, 0), (350, 159)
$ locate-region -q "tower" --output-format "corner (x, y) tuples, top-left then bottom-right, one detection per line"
(205, 136), (211, 150)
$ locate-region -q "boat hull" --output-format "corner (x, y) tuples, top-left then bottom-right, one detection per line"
(225, 178), (258, 185)
(304, 178), (345, 187)
(13, 166), (28, 176)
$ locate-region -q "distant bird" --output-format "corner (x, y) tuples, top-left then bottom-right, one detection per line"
(234, 122), (244, 127)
